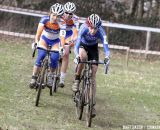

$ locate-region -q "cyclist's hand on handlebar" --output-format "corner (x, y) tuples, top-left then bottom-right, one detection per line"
(104, 56), (110, 74)
(32, 42), (37, 50)
(59, 47), (65, 56)
(74, 55), (80, 64)
(104, 56), (110, 64)
(32, 42), (38, 58)
(68, 40), (75, 47)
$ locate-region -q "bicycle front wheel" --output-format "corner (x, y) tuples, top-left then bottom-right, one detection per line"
(75, 78), (86, 120)
(86, 83), (93, 127)
(50, 64), (60, 96)
(35, 60), (47, 106)
(50, 75), (59, 95)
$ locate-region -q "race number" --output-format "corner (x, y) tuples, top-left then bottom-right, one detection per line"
(60, 30), (66, 37)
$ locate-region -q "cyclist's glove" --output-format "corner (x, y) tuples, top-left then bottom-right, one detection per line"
(104, 56), (110, 64)
(32, 42), (37, 50)
(59, 47), (65, 56)
(74, 55), (80, 64)
(104, 56), (110, 74)
(68, 40), (75, 47)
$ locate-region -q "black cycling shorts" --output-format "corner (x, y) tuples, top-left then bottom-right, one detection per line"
(80, 42), (99, 62)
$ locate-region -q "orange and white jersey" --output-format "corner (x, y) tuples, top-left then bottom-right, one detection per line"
(39, 16), (60, 40)
(59, 14), (79, 31)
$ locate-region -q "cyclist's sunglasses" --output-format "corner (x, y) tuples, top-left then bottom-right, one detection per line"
(65, 12), (73, 15)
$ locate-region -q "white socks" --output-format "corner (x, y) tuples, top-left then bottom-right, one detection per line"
(60, 72), (66, 83)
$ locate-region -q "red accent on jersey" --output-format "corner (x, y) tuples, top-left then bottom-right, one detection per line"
(45, 21), (60, 30)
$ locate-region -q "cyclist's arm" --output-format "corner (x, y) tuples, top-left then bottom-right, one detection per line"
(74, 34), (81, 56)
(59, 20), (67, 47)
(35, 24), (44, 43)
(35, 16), (47, 43)
(60, 29), (66, 47)
(99, 26), (110, 57)
(71, 27), (78, 41)
(72, 16), (79, 41)
(74, 24), (86, 56)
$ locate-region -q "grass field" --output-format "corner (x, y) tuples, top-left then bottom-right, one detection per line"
(0, 38), (160, 130)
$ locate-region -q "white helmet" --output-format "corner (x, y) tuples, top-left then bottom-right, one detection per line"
(86, 14), (102, 28)
(64, 2), (76, 13)
(50, 3), (64, 16)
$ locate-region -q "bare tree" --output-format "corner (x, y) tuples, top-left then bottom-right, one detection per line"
(130, 0), (138, 17)
(15, 0), (23, 7)
(130, 0), (160, 18)
(0, 0), (5, 4)
(150, 0), (159, 16)
(137, 0), (144, 18)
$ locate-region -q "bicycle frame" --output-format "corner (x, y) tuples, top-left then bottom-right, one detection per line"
(33, 46), (60, 106)
(74, 60), (108, 127)
(81, 62), (92, 105)
(36, 46), (56, 87)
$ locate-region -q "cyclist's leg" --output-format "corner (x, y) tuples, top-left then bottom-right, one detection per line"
(76, 47), (87, 75)
(50, 43), (59, 72)
(50, 43), (60, 71)
(30, 38), (47, 88)
(59, 31), (72, 87)
(59, 44), (70, 86)
(47, 41), (60, 87)
(88, 44), (99, 117)
(72, 45), (88, 92)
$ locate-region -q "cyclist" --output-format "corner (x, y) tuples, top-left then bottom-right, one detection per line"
(72, 14), (110, 117)
(29, 3), (64, 88)
(58, 2), (79, 88)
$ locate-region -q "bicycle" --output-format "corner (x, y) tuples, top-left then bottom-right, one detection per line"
(32, 45), (62, 106)
(73, 59), (109, 127)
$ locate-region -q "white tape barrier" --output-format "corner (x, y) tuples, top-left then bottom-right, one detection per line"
(99, 44), (160, 55)
(130, 49), (160, 55)
(1, 5), (160, 56)
(0, 5), (46, 17)
(0, 5), (160, 33)
(0, 30), (35, 38)
(1, 30), (160, 55)
(102, 22), (160, 33)
(99, 44), (129, 50)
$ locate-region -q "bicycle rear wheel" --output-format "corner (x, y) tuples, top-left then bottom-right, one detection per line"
(86, 83), (93, 127)
(35, 60), (47, 106)
(50, 61), (61, 95)
(50, 75), (59, 95)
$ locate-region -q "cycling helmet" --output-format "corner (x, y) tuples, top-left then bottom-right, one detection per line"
(50, 3), (64, 16)
(64, 2), (76, 13)
(86, 14), (102, 28)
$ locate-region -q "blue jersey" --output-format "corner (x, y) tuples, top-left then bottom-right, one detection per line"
(74, 23), (110, 57)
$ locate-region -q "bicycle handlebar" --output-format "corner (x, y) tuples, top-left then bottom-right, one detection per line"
(37, 47), (59, 53)
(78, 60), (105, 64)
(32, 46), (59, 58)
(78, 59), (110, 74)
(32, 43), (37, 58)
(32, 47), (36, 58)
(104, 59), (110, 74)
